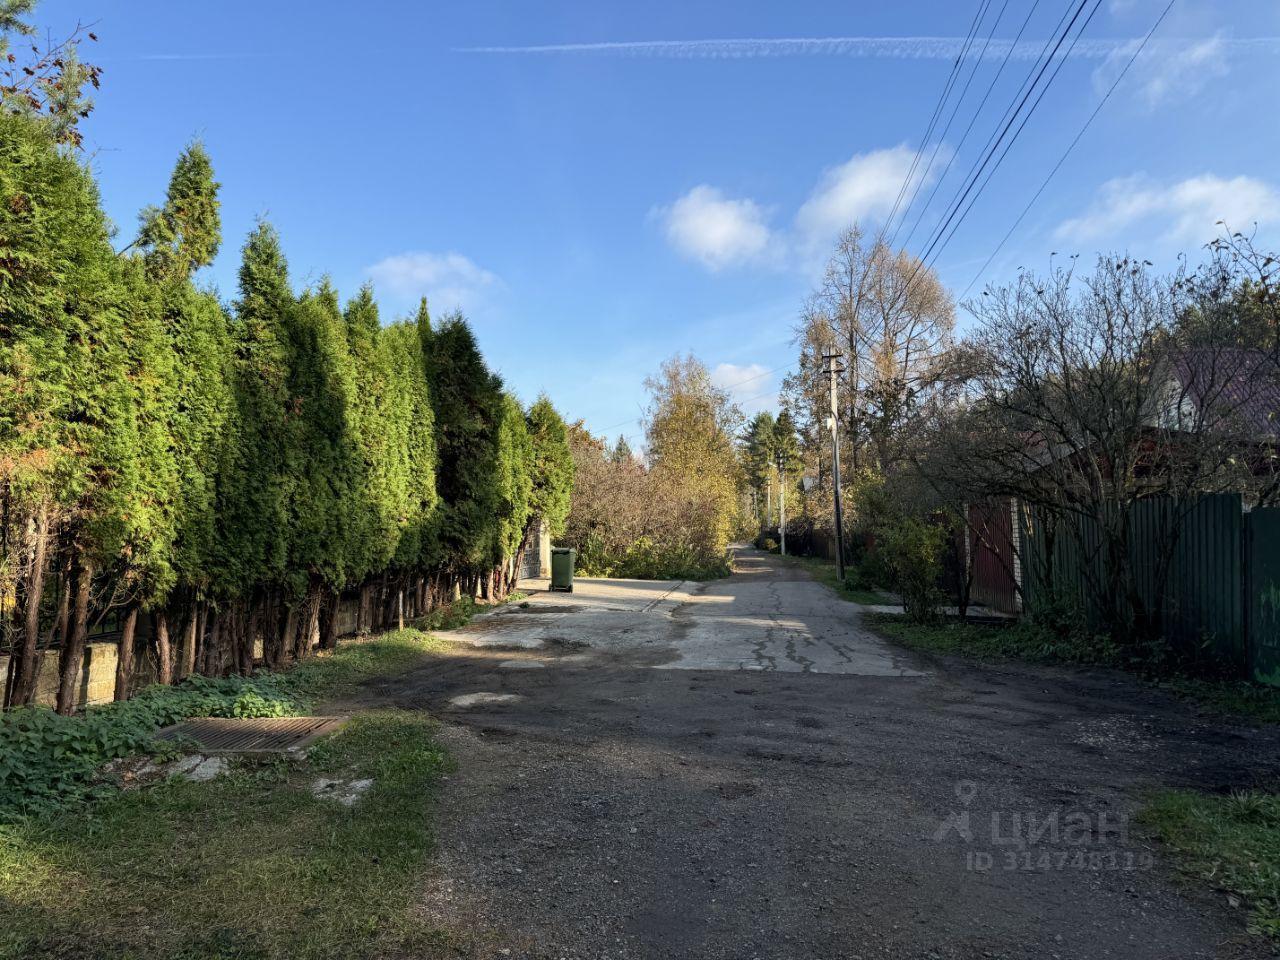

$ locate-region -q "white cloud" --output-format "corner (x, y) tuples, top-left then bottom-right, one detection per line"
(711, 362), (775, 415)
(655, 185), (773, 271)
(1055, 173), (1280, 245)
(794, 144), (937, 243)
(1094, 32), (1228, 108)
(655, 145), (954, 273)
(365, 251), (499, 313)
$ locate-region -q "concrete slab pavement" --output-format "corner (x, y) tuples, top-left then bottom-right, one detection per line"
(434, 548), (923, 677)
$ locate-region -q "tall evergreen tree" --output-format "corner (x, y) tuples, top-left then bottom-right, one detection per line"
(383, 314), (440, 575)
(495, 393), (534, 574)
(286, 282), (358, 596)
(526, 396), (575, 537)
(0, 62), (580, 707)
(115, 142), (234, 689)
(343, 285), (399, 587)
(136, 141), (221, 282)
(0, 111), (129, 707)
(423, 314), (504, 579)
(216, 223), (294, 606)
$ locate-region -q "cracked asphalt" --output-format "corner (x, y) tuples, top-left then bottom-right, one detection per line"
(342, 547), (1280, 959)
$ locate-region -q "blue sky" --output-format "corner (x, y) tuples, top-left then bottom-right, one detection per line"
(34, 0), (1280, 448)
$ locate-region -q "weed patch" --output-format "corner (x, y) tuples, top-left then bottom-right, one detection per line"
(1140, 789), (1280, 940)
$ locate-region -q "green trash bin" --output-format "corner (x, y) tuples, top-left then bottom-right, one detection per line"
(550, 547), (576, 592)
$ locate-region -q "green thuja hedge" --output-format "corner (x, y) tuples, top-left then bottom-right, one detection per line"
(0, 15), (576, 714)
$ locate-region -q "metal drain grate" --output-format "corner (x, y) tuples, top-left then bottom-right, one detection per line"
(156, 716), (345, 754)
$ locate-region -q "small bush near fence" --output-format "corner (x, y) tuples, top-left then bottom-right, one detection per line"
(878, 518), (947, 623)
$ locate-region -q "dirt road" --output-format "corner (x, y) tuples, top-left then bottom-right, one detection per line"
(345, 548), (1280, 959)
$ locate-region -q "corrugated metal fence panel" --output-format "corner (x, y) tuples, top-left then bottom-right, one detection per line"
(969, 499), (1019, 614)
(1162, 494), (1243, 667)
(1247, 507), (1280, 686)
(1022, 507), (1103, 626)
(1022, 494), (1247, 670)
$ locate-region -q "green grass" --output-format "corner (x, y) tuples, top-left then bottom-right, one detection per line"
(0, 628), (450, 819)
(413, 594), (512, 633)
(779, 554), (893, 606)
(0, 585), (516, 821)
(1140, 789), (1280, 939)
(0, 595), (519, 958)
(865, 612), (1113, 664)
(865, 612), (1280, 723)
(0, 711), (459, 960)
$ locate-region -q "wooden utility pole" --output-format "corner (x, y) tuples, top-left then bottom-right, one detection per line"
(778, 453), (787, 556)
(823, 353), (847, 582)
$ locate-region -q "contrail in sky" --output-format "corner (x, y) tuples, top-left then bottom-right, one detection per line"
(456, 36), (1280, 60)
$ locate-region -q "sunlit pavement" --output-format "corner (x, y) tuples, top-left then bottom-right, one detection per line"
(444, 548), (923, 676)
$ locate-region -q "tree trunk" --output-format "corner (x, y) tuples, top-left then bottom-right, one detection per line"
(296, 589), (320, 660)
(201, 610), (220, 676)
(113, 605), (140, 701)
(8, 505), (50, 707)
(153, 610), (173, 686)
(260, 593), (280, 669)
(279, 604), (297, 669)
(240, 600), (259, 675)
(55, 559), (93, 716)
(357, 584), (372, 634)
(319, 589), (340, 650)
(181, 603), (199, 678)
(35, 573), (71, 696)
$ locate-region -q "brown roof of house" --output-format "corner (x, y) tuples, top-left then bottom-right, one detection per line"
(1170, 347), (1280, 440)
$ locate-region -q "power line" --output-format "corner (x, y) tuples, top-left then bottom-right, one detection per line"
(825, 0), (990, 393)
(878, 0), (992, 246)
(911, 0), (1097, 275)
(959, 0), (1178, 300)
(886, 0), (1009, 251)
(919, 0), (1104, 273)
(901, 0), (1103, 296)
(893, 0), (1039, 252)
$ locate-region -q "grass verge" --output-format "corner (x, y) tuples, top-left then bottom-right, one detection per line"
(1139, 789), (1280, 940)
(0, 710), (456, 960)
(0, 628), (447, 818)
(865, 612), (1280, 724)
(779, 554), (893, 606)
(0, 582), (519, 820)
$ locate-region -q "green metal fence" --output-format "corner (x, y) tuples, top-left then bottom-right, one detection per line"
(1020, 493), (1275, 682)
(1246, 507), (1280, 685)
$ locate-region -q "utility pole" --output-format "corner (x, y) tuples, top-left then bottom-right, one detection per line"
(778, 453), (787, 556)
(823, 353), (847, 582)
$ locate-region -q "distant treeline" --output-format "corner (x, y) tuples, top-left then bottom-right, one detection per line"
(0, 112), (573, 713)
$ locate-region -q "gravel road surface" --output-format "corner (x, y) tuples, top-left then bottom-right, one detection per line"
(343, 547), (1280, 960)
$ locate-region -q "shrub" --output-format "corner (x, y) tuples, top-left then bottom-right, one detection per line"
(612, 537), (730, 581)
(878, 518), (947, 623)
(577, 536), (730, 581)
